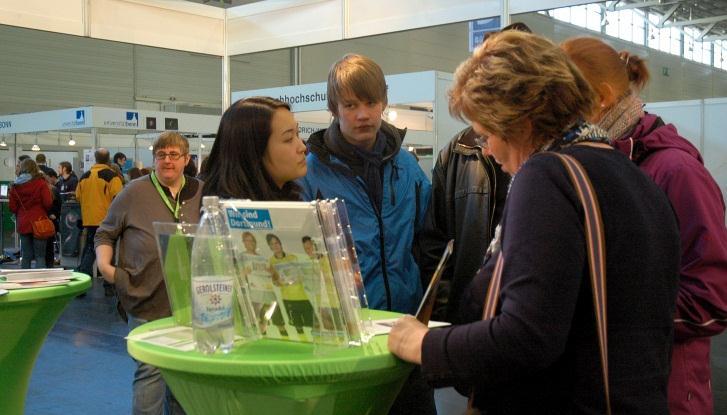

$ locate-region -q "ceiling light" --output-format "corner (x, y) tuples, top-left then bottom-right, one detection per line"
(0, 140), (6, 148)
(200, 143), (206, 149)
(387, 109), (398, 122)
(148, 145), (154, 151)
(68, 138), (76, 146)
(31, 144), (40, 152)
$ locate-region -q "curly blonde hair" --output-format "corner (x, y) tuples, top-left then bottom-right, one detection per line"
(449, 31), (596, 148)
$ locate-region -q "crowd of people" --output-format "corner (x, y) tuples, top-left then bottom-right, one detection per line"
(7, 23), (727, 415)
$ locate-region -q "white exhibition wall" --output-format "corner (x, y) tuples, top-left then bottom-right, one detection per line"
(645, 98), (727, 206)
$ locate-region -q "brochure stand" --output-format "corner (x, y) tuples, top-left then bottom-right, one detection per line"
(222, 199), (371, 348)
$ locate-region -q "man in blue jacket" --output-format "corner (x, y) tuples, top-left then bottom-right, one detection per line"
(298, 53), (433, 414)
(299, 53), (431, 315)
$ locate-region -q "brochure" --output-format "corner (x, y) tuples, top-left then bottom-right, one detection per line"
(221, 200), (352, 347)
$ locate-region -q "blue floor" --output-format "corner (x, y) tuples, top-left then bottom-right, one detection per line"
(20, 274), (727, 414)
(25, 277), (134, 415)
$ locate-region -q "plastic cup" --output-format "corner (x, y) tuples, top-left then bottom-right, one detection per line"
(153, 222), (198, 326)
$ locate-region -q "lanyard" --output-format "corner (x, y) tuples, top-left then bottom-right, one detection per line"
(150, 172), (185, 221)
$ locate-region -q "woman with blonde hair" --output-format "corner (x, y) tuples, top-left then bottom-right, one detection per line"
(562, 36), (727, 415)
(388, 31), (681, 413)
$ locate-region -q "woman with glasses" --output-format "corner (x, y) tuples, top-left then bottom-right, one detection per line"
(95, 132), (203, 415)
(387, 31), (681, 414)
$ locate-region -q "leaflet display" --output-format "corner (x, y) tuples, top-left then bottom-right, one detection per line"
(222, 200), (370, 347)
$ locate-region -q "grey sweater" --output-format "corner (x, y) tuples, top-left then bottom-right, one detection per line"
(95, 175), (202, 320)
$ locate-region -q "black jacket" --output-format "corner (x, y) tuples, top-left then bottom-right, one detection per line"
(56, 173), (78, 195)
(418, 127), (509, 322)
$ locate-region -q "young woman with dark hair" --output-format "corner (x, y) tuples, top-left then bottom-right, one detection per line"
(202, 96), (307, 200)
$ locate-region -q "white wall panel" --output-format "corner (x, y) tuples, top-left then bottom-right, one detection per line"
(0, 0), (84, 36)
(226, 0), (342, 55)
(703, 98), (727, 202)
(89, 0), (224, 55)
(347, 0), (498, 39)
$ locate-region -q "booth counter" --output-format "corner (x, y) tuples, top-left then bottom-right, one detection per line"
(128, 309), (413, 415)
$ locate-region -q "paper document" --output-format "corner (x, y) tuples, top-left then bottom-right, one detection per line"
(126, 326), (197, 352)
(371, 319), (450, 336)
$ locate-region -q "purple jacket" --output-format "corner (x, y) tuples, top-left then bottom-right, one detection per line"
(613, 113), (727, 415)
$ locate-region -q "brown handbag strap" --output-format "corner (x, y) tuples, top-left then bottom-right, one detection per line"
(11, 186), (28, 211)
(478, 152), (611, 414)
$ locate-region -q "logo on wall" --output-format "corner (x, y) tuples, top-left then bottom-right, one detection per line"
(126, 112), (139, 127)
(104, 111), (140, 128)
(62, 110), (86, 128)
(0, 120), (11, 129)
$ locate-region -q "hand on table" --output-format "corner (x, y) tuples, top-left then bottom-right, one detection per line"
(387, 315), (429, 365)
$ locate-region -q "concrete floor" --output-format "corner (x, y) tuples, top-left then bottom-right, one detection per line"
(19, 276), (727, 414)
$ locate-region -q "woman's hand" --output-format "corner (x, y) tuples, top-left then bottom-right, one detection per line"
(387, 315), (429, 365)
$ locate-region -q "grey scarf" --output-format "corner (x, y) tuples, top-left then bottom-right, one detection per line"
(597, 91), (645, 141)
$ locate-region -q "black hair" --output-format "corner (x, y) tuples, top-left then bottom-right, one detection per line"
(113, 152), (126, 165)
(184, 158), (197, 177)
(202, 97), (300, 201)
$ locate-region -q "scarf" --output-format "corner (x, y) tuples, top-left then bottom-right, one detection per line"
(485, 121), (610, 259)
(14, 173), (33, 185)
(597, 91), (645, 141)
(324, 121), (388, 212)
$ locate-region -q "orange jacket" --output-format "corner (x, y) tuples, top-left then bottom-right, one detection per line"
(75, 163), (123, 226)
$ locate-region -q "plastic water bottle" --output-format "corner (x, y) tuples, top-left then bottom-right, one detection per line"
(191, 196), (235, 354)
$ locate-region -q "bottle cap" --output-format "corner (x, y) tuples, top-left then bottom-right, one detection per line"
(202, 195), (219, 209)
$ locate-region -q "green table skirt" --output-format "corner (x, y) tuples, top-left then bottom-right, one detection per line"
(128, 309), (413, 415)
(0, 273), (92, 415)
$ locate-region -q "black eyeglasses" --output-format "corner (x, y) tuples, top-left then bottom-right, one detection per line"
(155, 152), (186, 161)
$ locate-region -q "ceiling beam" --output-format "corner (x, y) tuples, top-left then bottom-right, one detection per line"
(703, 34), (727, 41)
(663, 15), (727, 28)
(696, 22), (717, 41)
(657, 3), (681, 27)
(613, 0), (682, 12)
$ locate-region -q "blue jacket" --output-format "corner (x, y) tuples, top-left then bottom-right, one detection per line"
(299, 121), (431, 313)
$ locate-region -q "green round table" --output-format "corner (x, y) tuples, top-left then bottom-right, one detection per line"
(0, 272), (91, 415)
(127, 309), (413, 415)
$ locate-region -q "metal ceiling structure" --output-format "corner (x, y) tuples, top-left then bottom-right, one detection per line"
(609, 0), (727, 41)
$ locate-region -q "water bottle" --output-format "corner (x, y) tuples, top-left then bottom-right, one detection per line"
(191, 196), (235, 354)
